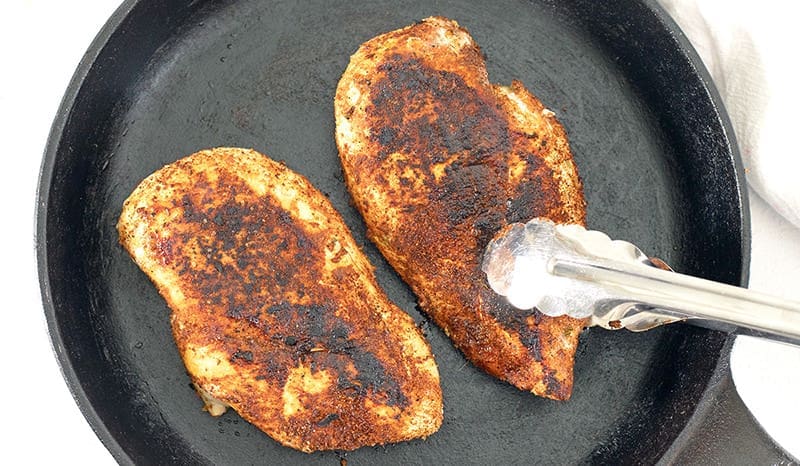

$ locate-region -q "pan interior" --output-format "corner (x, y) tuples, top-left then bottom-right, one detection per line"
(41, 0), (742, 463)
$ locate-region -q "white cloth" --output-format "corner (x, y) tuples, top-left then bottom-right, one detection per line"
(657, 0), (800, 228)
(734, 192), (800, 460)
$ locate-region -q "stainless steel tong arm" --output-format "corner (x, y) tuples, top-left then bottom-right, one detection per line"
(483, 217), (800, 346)
(552, 255), (800, 345)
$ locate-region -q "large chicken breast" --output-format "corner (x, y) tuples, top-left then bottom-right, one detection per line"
(117, 147), (442, 452)
(335, 17), (587, 400)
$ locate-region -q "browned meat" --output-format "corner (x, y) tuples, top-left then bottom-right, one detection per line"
(117, 147), (442, 452)
(335, 17), (587, 400)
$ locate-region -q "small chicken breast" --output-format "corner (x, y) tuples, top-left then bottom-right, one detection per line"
(117, 147), (442, 452)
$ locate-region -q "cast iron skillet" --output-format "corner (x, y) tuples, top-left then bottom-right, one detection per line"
(37, 0), (792, 463)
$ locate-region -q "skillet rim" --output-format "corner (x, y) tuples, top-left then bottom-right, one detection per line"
(36, 0), (141, 463)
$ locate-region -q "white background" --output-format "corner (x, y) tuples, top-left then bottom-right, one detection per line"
(1, 1), (797, 463)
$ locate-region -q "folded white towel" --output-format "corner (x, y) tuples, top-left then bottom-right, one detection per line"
(658, 0), (800, 228)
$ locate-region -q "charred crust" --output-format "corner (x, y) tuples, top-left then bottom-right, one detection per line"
(122, 147), (443, 450)
(482, 289), (543, 362)
(369, 54), (511, 164)
(542, 369), (566, 399)
(317, 413), (340, 426)
(142, 155), (420, 422)
(231, 349), (254, 363)
(336, 19), (587, 401)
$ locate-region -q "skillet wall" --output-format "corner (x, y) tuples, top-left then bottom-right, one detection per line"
(39, 0), (757, 464)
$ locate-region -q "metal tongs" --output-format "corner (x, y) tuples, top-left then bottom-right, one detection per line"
(482, 218), (800, 346)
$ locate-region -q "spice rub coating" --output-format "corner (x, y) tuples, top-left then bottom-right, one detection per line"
(335, 17), (587, 400)
(117, 147), (442, 452)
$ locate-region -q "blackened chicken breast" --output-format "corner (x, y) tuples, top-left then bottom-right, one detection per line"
(335, 18), (587, 400)
(117, 147), (442, 452)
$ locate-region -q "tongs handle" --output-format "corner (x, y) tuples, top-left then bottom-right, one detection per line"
(551, 256), (800, 346)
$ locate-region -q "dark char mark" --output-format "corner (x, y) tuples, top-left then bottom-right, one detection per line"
(365, 53), (554, 364)
(266, 301), (409, 408)
(369, 54), (511, 164)
(170, 171), (409, 406)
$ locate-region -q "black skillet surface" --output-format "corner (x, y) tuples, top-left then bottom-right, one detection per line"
(37, 0), (792, 464)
